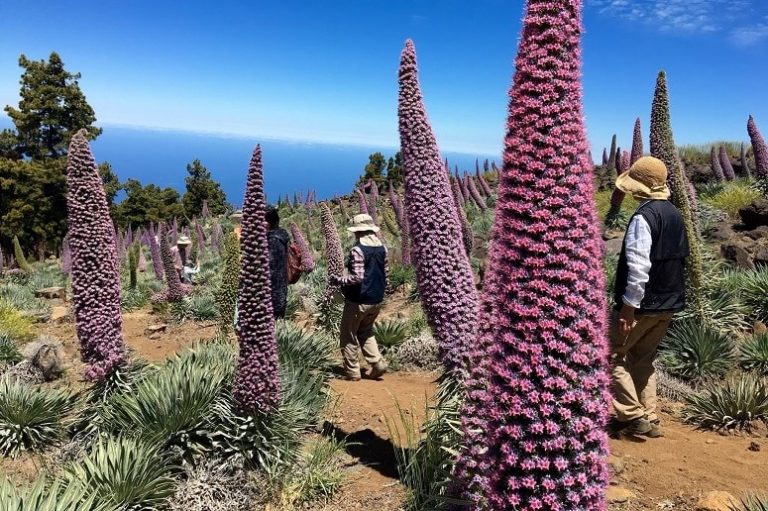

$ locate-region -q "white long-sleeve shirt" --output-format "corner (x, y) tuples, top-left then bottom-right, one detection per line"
(622, 206), (653, 309)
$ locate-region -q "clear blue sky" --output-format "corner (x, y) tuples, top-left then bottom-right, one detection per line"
(1, 0), (767, 157)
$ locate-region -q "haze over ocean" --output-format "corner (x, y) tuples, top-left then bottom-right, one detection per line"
(0, 118), (495, 206)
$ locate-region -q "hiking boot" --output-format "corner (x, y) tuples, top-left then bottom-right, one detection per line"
(647, 419), (664, 438)
(368, 361), (388, 380)
(342, 372), (361, 382)
(622, 417), (653, 437)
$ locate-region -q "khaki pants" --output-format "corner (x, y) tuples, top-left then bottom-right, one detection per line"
(340, 301), (383, 378)
(610, 310), (673, 423)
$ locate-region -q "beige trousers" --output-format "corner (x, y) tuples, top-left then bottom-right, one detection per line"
(610, 310), (673, 423)
(340, 301), (383, 378)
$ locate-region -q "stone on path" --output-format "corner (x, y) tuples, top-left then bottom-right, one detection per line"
(606, 487), (636, 504)
(35, 287), (66, 300)
(696, 491), (739, 511)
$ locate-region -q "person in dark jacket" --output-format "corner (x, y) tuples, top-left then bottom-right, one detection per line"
(611, 156), (689, 438)
(329, 214), (389, 381)
(266, 206), (290, 319)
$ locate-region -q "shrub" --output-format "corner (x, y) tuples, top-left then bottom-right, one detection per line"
(660, 320), (736, 380)
(0, 302), (36, 342)
(169, 459), (267, 511)
(121, 287), (150, 312)
(740, 333), (768, 374)
(281, 437), (346, 505)
(388, 263), (415, 293)
(173, 293), (218, 322)
(683, 373), (768, 431)
(373, 319), (409, 353)
(63, 436), (177, 510)
(701, 180), (760, 216)
(723, 268), (768, 323)
(0, 376), (76, 456)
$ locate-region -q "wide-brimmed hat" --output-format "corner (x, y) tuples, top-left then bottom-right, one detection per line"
(347, 214), (380, 233)
(229, 210), (243, 223)
(615, 156), (671, 200)
(176, 235), (192, 246)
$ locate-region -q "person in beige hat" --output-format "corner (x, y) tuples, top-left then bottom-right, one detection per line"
(611, 156), (690, 438)
(329, 214), (389, 381)
(229, 211), (244, 240)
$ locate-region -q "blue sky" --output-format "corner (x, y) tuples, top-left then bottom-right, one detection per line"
(1, 0), (767, 157)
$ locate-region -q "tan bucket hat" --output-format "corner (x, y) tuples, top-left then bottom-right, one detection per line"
(615, 156), (671, 200)
(229, 210), (243, 223)
(347, 214), (380, 233)
(176, 235), (192, 246)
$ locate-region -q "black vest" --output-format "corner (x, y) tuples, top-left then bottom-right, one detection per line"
(614, 200), (689, 313)
(342, 245), (386, 305)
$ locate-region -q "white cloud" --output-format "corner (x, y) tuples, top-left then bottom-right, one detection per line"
(587, 0), (766, 44)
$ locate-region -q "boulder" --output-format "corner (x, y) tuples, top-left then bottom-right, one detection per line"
(144, 324), (168, 336)
(707, 222), (734, 241)
(721, 240), (755, 270)
(739, 199), (768, 229)
(696, 491), (739, 511)
(35, 287), (66, 301)
(21, 337), (64, 381)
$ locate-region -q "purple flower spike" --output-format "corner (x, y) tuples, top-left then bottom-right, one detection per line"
(466, 174), (487, 211)
(719, 146), (735, 181)
(740, 143), (751, 179)
(159, 224), (186, 302)
(65, 130), (126, 381)
(630, 118), (644, 165)
(455, 1), (610, 508)
(452, 176), (474, 256)
(290, 222), (315, 272)
(147, 224), (164, 280)
(478, 173), (493, 197)
(356, 188), (369, 215)
(60, 235), (71, 275)
(232, 145), (280, 414)
(710, 146), (725, 182)
(137, 245), (147, 272)
(320, 202), (344, 301)
(211, 222), (223, 252)
(748, 115), (768, 181)
(389, 189), (412, 265)
(397, 39), (479, 374)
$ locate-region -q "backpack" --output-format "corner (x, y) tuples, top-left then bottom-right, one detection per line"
(287, 242), (303, 285)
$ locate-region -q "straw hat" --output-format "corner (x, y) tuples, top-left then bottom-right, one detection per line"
(176, 235), (192, 246)
(615, 156), (671, 200)
(229, 210), (243, 223)
(347, 214), (380, 233)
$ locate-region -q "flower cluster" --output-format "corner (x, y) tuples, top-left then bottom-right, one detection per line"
(232, 145), (280, 413)
(146, 225), (164, 280)
(478, 173), (493, 197)
(630, 117), (644, 165)
(748, 115), (768, 181)
(719, 146), (735, 181)
(158, 225), (188, 302)
(211, 222), (223, 253)
(65, 131), (126, 381)
(356, 188), (369, 215)
(452, 178), (474, 256)
(397, 39), (479, 374)
(389, 189), (412, 265)
(290, 222), (315, 272)
(456, 1), (610, 508)
(710, 146), (725, 182)
(320, 202), (344, 301)
(215, 231), (240, 335)
(650, 71), (706, 321)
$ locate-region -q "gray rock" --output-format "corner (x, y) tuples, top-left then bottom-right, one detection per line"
(21, 336), (64, 381)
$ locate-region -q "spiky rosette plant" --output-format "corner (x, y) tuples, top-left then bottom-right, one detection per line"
(65, 130), (126, 381)
(356, 188), (369, 215)
(630, 119), (643, 164)
(710, 146), (725, 182)
(650, 71), (706, 322)
(748, 115), (768, 181)
(466, 174), (487, 211)
(719, 146), (735, 181)
(290, 222), (315, 272)
(397, 39), (479, 374)
(159, 224), (186, 302)
(456, 1), (610, 508)
(741, 142), (752, 180)
(232, 145), (280, 413)
(147, 225), (164, 280)
(320, 202), (344, 301)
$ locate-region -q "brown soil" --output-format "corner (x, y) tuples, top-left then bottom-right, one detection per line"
(9, 308), (768, 510)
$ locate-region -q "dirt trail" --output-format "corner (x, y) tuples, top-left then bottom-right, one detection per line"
(25, 311), (768, 509)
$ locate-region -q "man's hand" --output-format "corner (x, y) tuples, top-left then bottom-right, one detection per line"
(618, 303), (637, 338)
(328, 275), (342, 286)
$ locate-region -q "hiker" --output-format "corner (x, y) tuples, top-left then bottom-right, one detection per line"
(230, 210), (244, 240)
(266, 206), (290, 319)
(181, 258), (200, 284)
(329, 214), (389, 381)
(611, 156), (689, 438)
